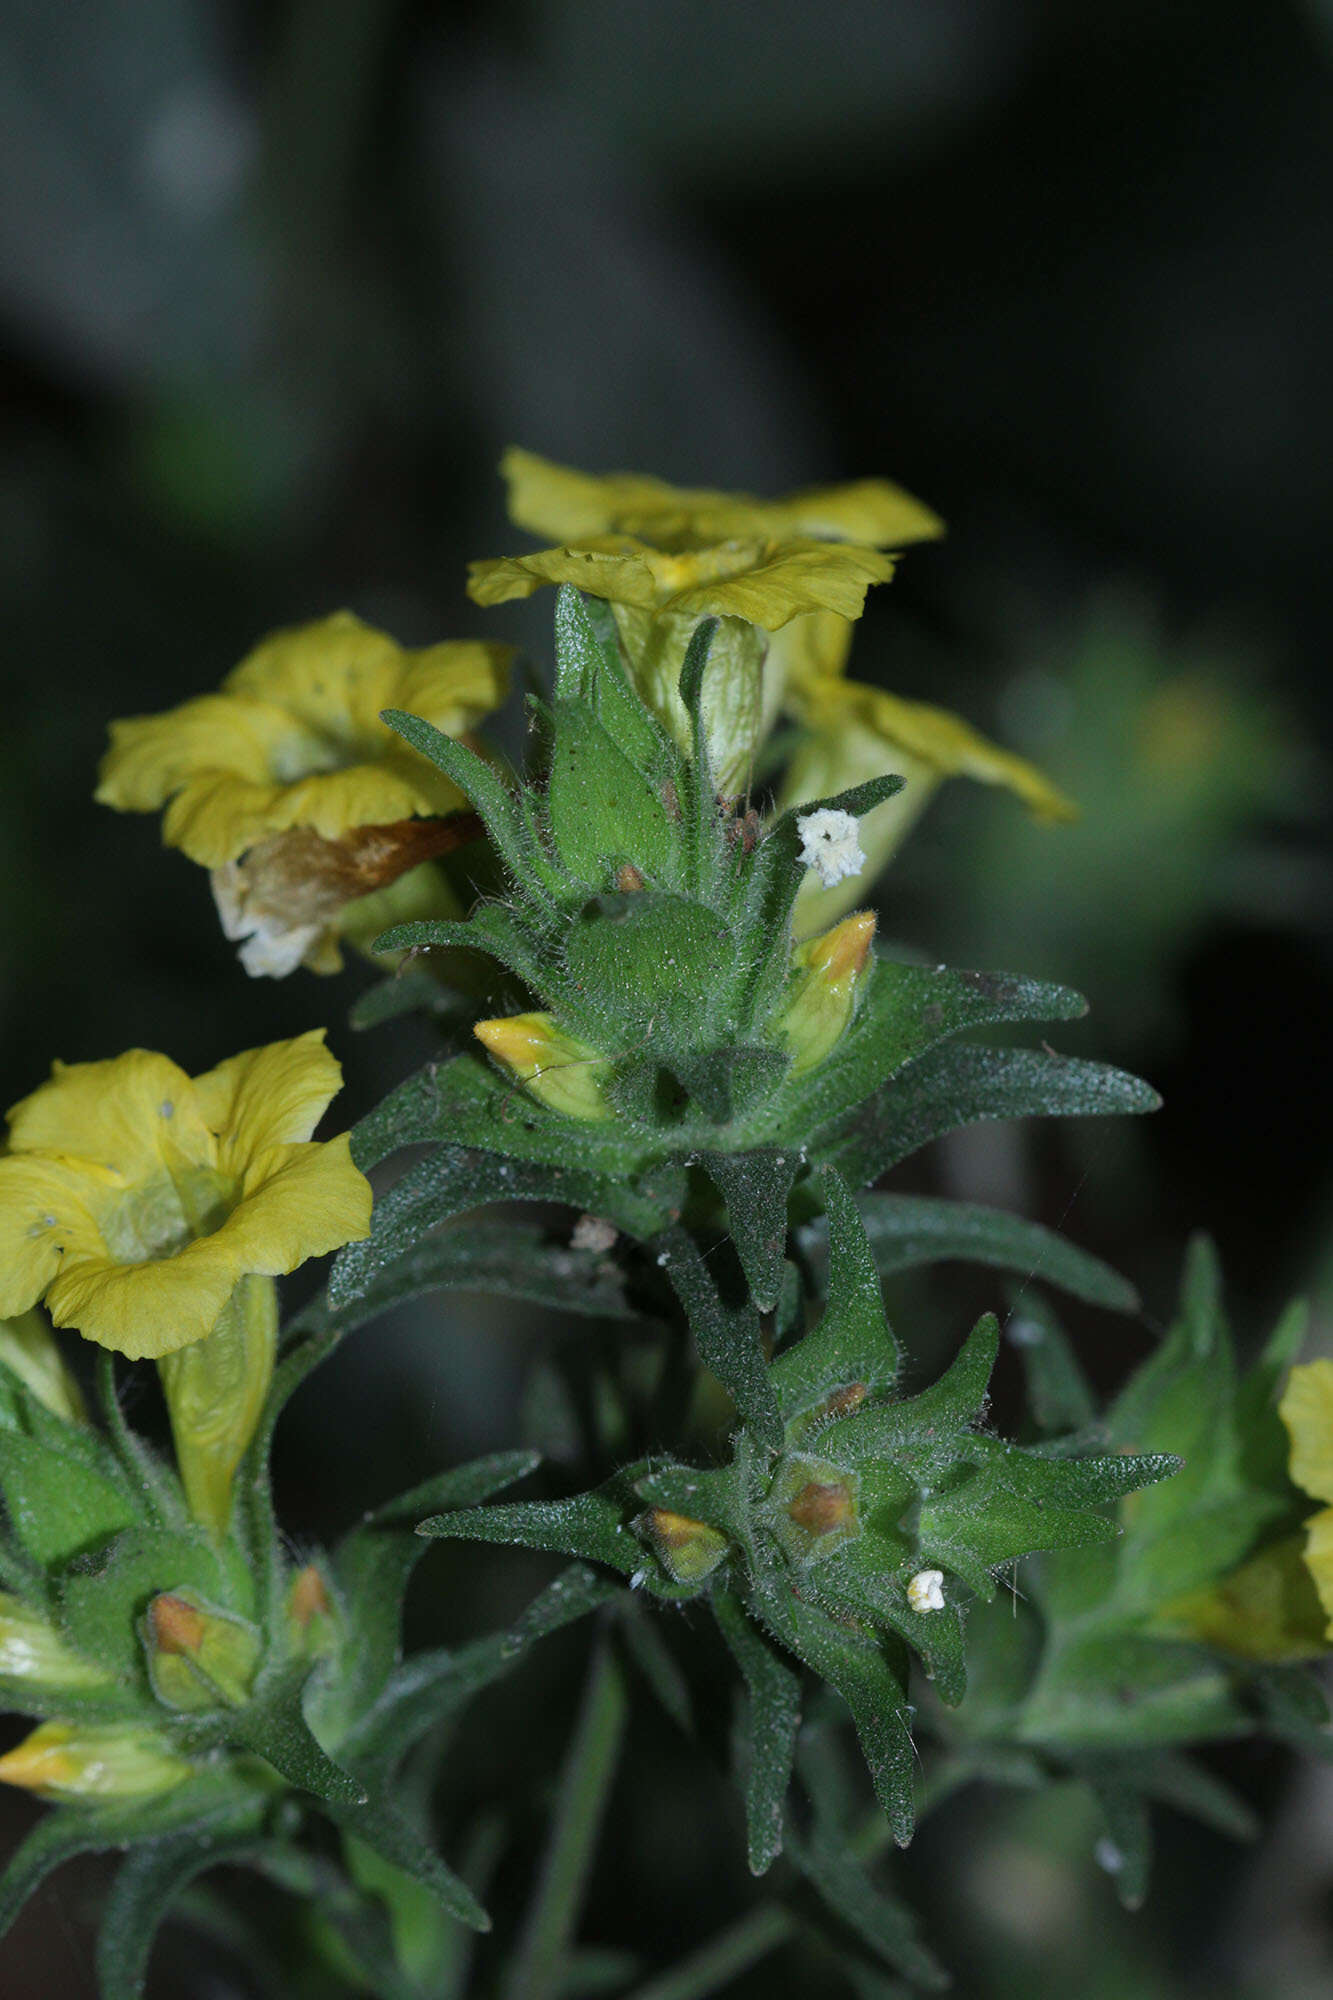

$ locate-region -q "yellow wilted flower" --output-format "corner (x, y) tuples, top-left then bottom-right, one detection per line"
(1279, 1360), (1333, 1638)
(97, 612), (511, 976)
(0, 1031), (371, 1361)
(780, 678), (1076, 934)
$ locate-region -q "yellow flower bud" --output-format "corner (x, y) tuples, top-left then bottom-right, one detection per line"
(0, 1594), (110, 1689)
(634, 1507), (730, 1585)
(0, 1721), (191, 1801)
(474, 1014), (613, 1122)
(774, 912), (876, 1077)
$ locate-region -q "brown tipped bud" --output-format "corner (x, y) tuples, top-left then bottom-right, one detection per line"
(289, 1564), (332, 1631)
(768, 1454), (861, 1565)
(634, 1507), (730, 1586)
(614, 863), (646, 893)
(787, 1479), (857, 1537)
(142, 1589), (261, 1712)
(820, 1382), (868, 1421)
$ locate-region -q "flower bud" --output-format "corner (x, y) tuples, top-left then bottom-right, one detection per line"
(633, 1507), (730, 1586)
(768, 1454), (861, 1566)
(0, 1310), (85, 1425)
(158, 1273), (277, 1538)
(0, 1594), (111, 1690)
(0, 1721), (191, 1801)
(774, 912), (876, 1077)
(474, 1014), (613, 1121)
(287, 1563), (338, 1658)
(142, 1589), (261, 1711)
(611, 607), (770, 796)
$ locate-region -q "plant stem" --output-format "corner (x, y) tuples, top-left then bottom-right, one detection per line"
(501, 1633), (628, 2000)
(94, 1349), (182, 1526)
(623, 1904), (794, 2000)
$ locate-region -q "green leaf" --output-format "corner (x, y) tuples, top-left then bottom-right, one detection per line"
(330, 1142), (673, 1310)
(382, 708), (562, 915)
(751, 1579), (915, 1843)
(1087, 1778), (1151, 1909)
(773, 1170), (899, 1421)
(780, 960), (1086, 1140)
(1008, 1299), (1098, 1434)
(820, 1314), (999, 1467)
(819, 1044), (1160, 1187)
(618, 1603), (693, 1734)
(368, 1450), (542, 1530)
(321, 1790), (489, 1933)
(420, 1471), (646, 1580)
(546, 699), (678, 888)
(95, 1821), (266, 2000)
(59, 1526), (241, 1684)
(321, 1221), (641, 1334)
(787, 1828), (948, 1989)
(850, 1192), (1139, 1312)
(371, 905), (552, 991)
(344, 1564), (618, 1776)
(230, 1663), (367, 1805)
(349, 963), (479, 1031)
(653, 1225), (783, 1451)
(554, 585), (673, 774)
(698, 1149), (799, 1314)
(0, 1434), (139, 1567)
(0, 1773), (260, 1941)
(712, 1588), (801, 1875)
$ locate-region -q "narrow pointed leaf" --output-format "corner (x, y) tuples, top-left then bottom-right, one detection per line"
(95, 1822), (265, 2000)
(851, 1192), (1139, 1311)
(654, 1225), (783, 1450)
(699, 1149), (799, 1314)
(713, 1588), (802, 1875)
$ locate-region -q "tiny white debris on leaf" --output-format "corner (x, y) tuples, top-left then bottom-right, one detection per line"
(907, 1568), (946, 1614)
(571, 1213), (617, 1255)
(796, 808), (866, 888)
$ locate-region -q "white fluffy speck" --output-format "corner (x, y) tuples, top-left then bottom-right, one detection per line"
(907, 1568), (946, 1614)
(797, 808), (866, 888)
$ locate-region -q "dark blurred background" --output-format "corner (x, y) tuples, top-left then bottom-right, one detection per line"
(4, 2), (1333, 1994)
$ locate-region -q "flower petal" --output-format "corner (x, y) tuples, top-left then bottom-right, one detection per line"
(0, 1159), (101, 1320)
(225, 1137), (373, 1271)
(1303, 1506), (1333, 1636)
(44, 1231), (245, 1360)
(1281, 1360), (1333, 1506)
(500, 446), (943, 550)
(6, 1051), (211, 1178)
(96, 697), (295, 811)
(193, 1030), (346, 1160)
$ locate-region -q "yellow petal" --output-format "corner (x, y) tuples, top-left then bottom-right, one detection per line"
(0, 1157), (101, 1320)
(97, 696), (297, 810)
(6, 1050), (213, 1180)
(1303, 1506), (1333, 1637)
(500, 446), (943, 550)
(194, 1030), (345, 1161)
(160, 763), (466, 870)
(0, 1310), (86, 1424)
(44, 1231), (247, 1360)
(469, 538), (895, 632)
(1281, 1360), (1333, 1505)
(225, 1136), (373, 1272)
(768, 609), (855, 700)
(786, 679), (1077, 822)
(474, 1014), (613, 1121)
(99, 613), (511, 867)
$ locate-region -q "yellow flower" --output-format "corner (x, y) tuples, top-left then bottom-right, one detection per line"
(1279, 1360), (1333, 1637)
(779, 678), (1076, 934)
(498, 445), (944, 551)
(97, 612), (510, 977)
(0, 1031), (371, 1361)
